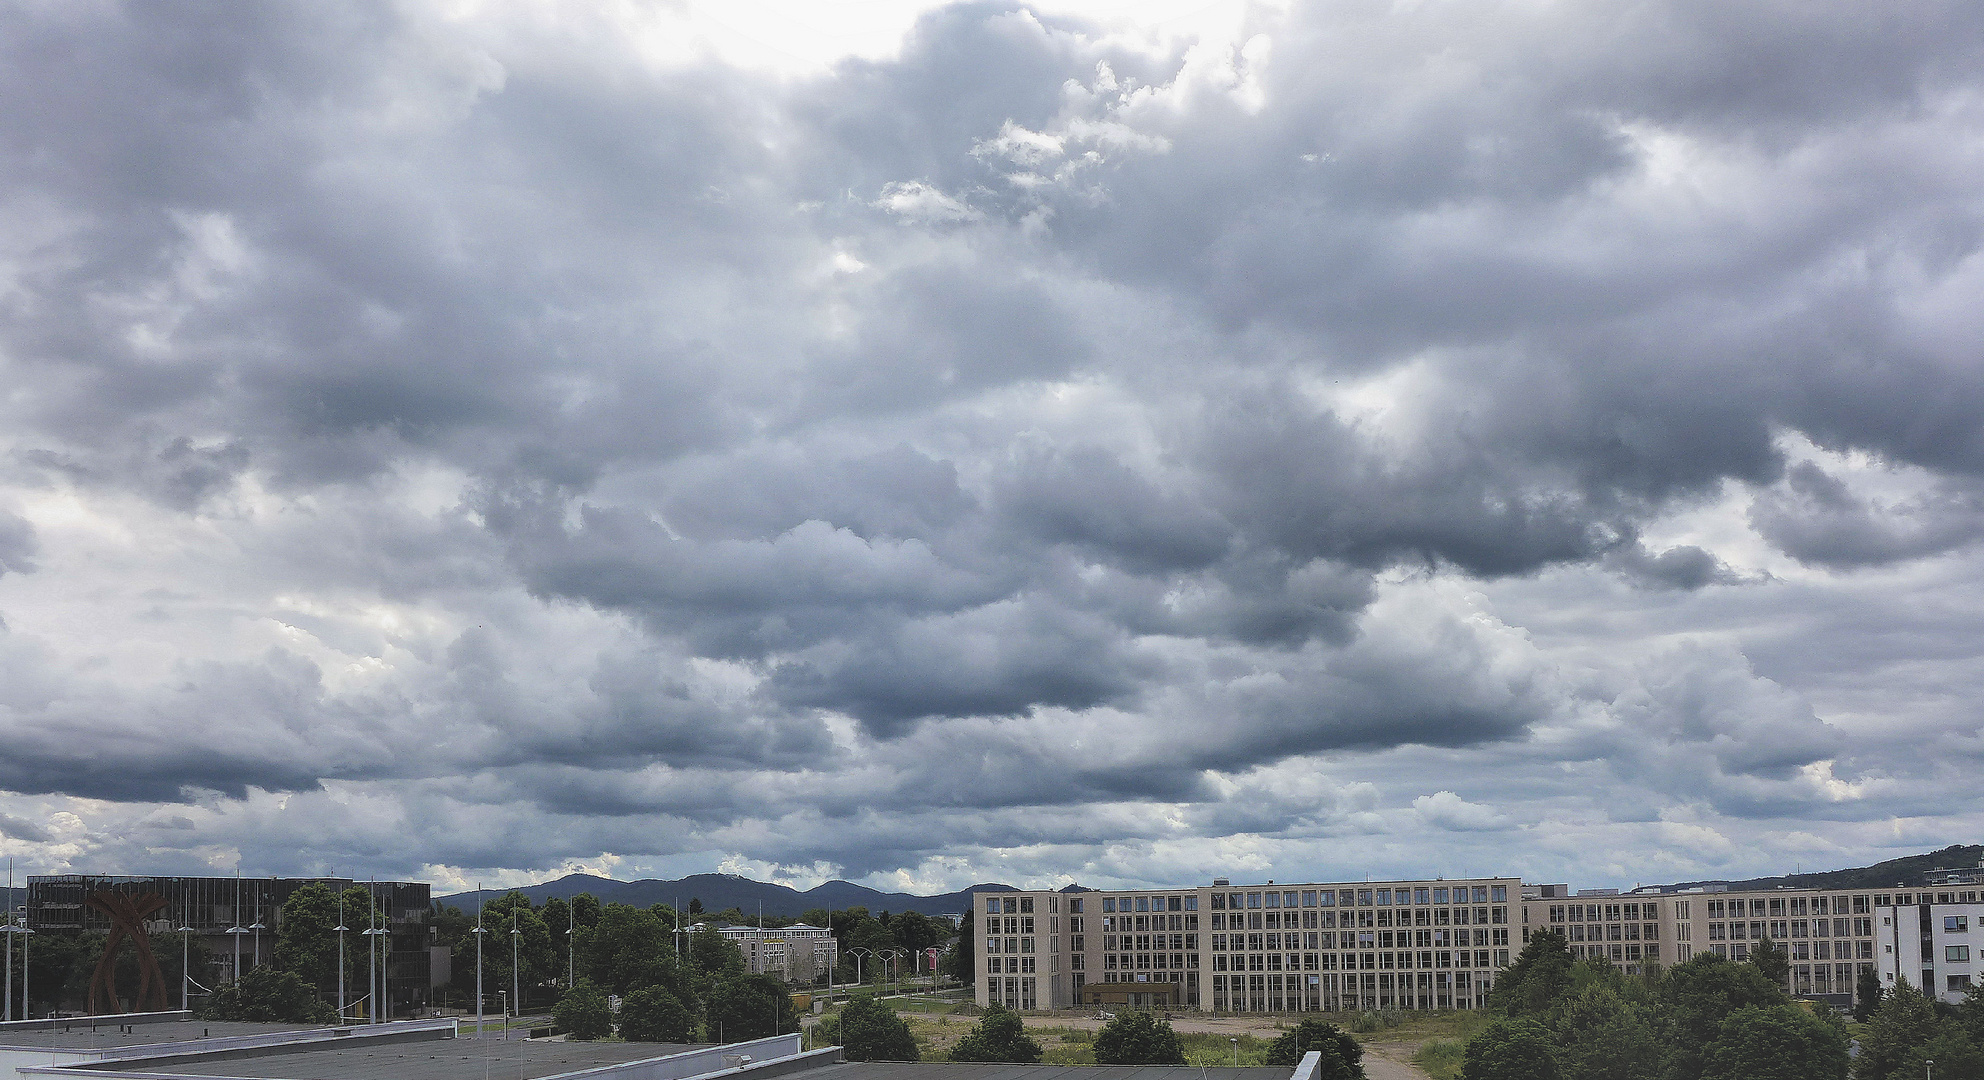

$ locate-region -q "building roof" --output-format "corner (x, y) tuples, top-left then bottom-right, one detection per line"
(796, 1065), (1286, 1080)
(67, 1038), (714, 1080)
(0, 1018), (328, 1052)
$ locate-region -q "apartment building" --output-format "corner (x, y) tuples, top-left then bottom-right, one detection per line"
(1531, 884), (1881, 1007)
(1874, 888), (1983, 1004)
(976, 877), (1520, 1014)
(704, 922), (838, 984)
(979, 876), (1892, 1014)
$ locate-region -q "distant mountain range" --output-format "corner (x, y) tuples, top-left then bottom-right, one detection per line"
(435, 872), (1026, 918)
(1647, 844), (1982, 894)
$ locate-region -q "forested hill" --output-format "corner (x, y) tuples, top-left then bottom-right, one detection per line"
(435, 872), (1026, 917)
(1653, 844), (1982, 893)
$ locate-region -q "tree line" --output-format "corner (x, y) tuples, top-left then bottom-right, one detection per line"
(1458, 928), (1965, 1080)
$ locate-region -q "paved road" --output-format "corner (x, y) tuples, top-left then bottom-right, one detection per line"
(1358, 1047), (1433, 1080)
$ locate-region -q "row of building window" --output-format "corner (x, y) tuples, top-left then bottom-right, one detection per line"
(1706, 918), (1872, 940)
(1098, 914), (1196, 931)
(1566, 944), (1660, 962)
(1212, 907), (1505, 930)
(1210, 929), (1509, 949)
(1104, 934), (1196, 951)
(1195, 949), (1508, 971)
(1099, 895), (1195, 912)
(1209, 885), (1509, 910)
(1103, 953), (1195, 970)
(1546, 902), (1659, 922)
(1560, 923), (1658, 942)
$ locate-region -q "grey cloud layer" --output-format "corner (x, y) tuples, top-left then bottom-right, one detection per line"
(0, 0), (1980, 886)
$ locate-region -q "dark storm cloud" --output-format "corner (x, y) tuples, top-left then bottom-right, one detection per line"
(0, 0), (1981, 887)
(1748, 462), (1984, 569)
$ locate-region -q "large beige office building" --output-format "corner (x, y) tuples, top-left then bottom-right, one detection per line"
(975, 875), (1900, 1013)
(976, 877), (1520, 1013)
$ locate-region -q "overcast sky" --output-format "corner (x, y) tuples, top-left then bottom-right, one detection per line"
(1, 0), (1981, 896)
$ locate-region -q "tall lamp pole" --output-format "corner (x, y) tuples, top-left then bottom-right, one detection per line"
(227, 874), (247, 987)
(567, 903), (575, 988)
(334, 890), (349, 1022)
(473, 886), (486, 1040)
(17, 917), (30, 1020)
(248, 884), (265, 974)
(178, 886), (194, 1012)
(509, 909), (520, 1041)
(5, 857), (15, 1022)
(362, 881), (384, 1024)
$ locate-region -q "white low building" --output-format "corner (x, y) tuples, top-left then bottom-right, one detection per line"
(1877, 891), (1982, 1004)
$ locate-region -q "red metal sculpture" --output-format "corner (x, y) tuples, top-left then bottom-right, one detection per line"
(85, 891), (170, 1014)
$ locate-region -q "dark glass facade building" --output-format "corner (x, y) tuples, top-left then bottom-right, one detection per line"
(25, 874), (432, 1016)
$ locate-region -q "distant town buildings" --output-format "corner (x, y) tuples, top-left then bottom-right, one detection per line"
(702, 921), (839, 984)
(976, 874), (1929, 1014)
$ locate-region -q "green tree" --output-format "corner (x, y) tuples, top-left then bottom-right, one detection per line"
(1658, 951), (1788, 1080)
(1094, 1011), (1186, 1065)
(949, 1005), (1043, 1063)
(1461, 1017), (1559, 1080)
(480, 892), (557, 1010)
(1699, 1004), (1848, 1080)
(619, 985), (697, 1042)
(1958, 979), (1984, 1045)
(271, 882), (341, 994)
(1550, 983), (1660, 1080)
(1749, 937), (1790, 988)
(335, 886), (386, 1006)
(30, 931), (103, 1014)
(1487, 930), (1573, 1017)
(688, 898), (704, 916)
(554, 981), (614, 1040)
(1855, 965), (1886, 1023)
(838, 995), (919, 1061)
(690, 925), (747, 980)
(1854, 980), (1941, 1080)
(707, 973), (795, 1041)
(196, 965), (337, 1023)
(572, 893), (603, 930)
(1263, 1016), (1364, 1078)
(887, 912), (946, 957)
(577, 903), (689, 1000)
(541, 897), (574, 985)
(941, 915), (974, 983)
(1896, 1029), (1984, 1080)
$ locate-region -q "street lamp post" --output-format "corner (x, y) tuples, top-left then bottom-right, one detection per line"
(847, 948), (875, 987)
(178, 887), (194, 1012)
(566, 903), (575, 988)
(876, 948), (906, 992)
(509, 910), (520, 1041)
(5, 857), (16, 1022)
(362, 882), (385, 1024)
(248, 883), (265, 974)
(228, 873), (247, 986)
(17, 919), (29, 1020)
(1230, 1037), (1239, 1067)
(334, 890), (349, 1022)
(473, 886), (486, 1039)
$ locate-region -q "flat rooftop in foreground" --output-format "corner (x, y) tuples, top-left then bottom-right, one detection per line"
(64, 1039), (713, 1080)
(798, 1065), (1289, 1080)
(0, 1019), (327, 1051)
